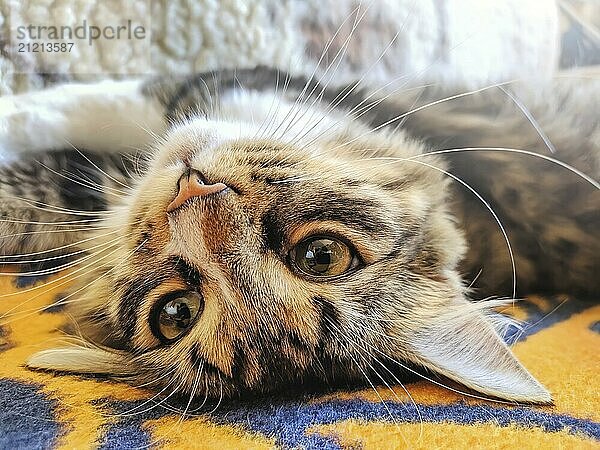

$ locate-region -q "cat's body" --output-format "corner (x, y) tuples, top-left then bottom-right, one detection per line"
(0, 67), (598, 404)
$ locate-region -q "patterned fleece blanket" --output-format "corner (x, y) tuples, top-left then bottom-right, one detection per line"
(0, 271), (598, 449)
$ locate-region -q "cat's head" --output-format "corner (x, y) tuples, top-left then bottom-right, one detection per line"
(27, 106), (551, 404)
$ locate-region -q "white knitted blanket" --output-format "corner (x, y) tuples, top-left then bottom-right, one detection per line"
(0, 0), (560, 95)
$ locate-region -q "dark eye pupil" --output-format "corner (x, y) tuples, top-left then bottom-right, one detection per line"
(154, 292), (202, 342)
(305, 240), (335, 273)
(162, 301), (192, 328)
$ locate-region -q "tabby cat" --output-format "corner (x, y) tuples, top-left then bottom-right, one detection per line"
(0, 66), (598, 404)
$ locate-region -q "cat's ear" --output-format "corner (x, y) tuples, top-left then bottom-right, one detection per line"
(26, 346), (135, 376)
(408, 299), (552, 404)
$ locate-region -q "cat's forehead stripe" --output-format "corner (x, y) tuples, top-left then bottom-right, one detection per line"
(117, 257), (201, 342)
(262, 194), (393, 248)
(286, 197), (389, 234)
(169, 256), (202, 288)
(118, 274), (170, 342)
(313, 296), (341, 338)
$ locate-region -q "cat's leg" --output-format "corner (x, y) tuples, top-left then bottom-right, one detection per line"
(0, 79), (167, 163)
(0, 79), (167, 278)
(0, 149), (136, 289)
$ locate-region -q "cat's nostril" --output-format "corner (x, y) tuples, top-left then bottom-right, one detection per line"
(166, 168), (228, 212)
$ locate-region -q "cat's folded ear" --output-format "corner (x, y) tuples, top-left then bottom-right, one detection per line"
(26, 346), (135, 376)
(407, 299), (552, 404)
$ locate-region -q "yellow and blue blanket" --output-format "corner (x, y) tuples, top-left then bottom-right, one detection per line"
(0, 271), (598, 449)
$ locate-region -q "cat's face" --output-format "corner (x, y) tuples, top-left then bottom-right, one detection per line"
(28, 112), (551, 404)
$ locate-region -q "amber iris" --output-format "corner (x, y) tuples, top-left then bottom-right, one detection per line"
(154, 292), (202, 341)
(291, 236), (355, 277)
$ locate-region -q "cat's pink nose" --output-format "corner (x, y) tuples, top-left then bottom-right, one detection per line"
(167, 169), (227, 212)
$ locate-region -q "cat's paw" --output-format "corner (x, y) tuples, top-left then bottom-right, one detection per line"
(0, 96), (20, 162)
(0, 95), (67, 159)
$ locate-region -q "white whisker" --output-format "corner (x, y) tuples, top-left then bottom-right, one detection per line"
(496, 85), (556, 154)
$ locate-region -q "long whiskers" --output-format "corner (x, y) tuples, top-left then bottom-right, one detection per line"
(0, 216), (108, 226)
(2, 195), (114, 217)
(359, 155), (518, 299)
(0, 228), (122, 263)
(68, 142), (134, 190)
(323, 315), (415, 447)
(329, 81), (520, 151)
(0, 234), (124, 278)
(326, 313), (424, 443)
(0, 235), (133, 322)
(496, 86), (556, 154)
(266, 3), (365, 142)
(278, 3), (371, 142)
(413, 147), (599, 190)
(36, 160), (128, 198)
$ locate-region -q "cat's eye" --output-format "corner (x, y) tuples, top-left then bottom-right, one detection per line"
(151, 291), (203, 342)
(289, 235), (359, 278)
